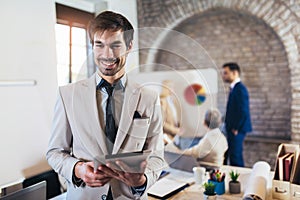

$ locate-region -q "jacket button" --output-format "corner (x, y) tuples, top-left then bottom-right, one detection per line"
(101, 194), (107, 200)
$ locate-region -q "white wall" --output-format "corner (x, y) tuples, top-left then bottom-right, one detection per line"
(131, 69), (218, 138)
(0, 0), (57, 187)
(0, 0), (139, 188)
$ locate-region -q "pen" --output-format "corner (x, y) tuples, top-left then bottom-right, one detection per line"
(159, 170), (170, 179)
(188, 181), (195, 186)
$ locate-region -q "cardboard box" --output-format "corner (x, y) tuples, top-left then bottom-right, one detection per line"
(290, 153), (300, 200)
(273, 179), (290, 200)
(290, 184), (300, 200)
(272, 144), (299, 200)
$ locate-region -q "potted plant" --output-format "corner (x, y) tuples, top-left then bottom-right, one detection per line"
(203, 181), (216, 200)
(229, 170), (241, 194)
(208, 169), (225, 195)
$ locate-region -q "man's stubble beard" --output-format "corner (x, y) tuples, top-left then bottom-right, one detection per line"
(97, 56), (127, 77)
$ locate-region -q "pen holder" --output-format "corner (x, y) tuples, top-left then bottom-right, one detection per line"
(208, 180), (225, 195)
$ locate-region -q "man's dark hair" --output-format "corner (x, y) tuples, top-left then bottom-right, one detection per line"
(222, 62), (241, 75)
(87, 11), (134, 48)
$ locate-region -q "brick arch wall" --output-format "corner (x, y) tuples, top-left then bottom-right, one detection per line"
(154, 8), (291, 139)
(137, 0), (300, 142)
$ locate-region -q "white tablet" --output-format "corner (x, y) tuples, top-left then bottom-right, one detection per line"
(93, 150), (151, 173)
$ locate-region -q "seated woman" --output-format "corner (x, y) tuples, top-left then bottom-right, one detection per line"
(165, 108), (228, 167)
(160, 80), (183, 144)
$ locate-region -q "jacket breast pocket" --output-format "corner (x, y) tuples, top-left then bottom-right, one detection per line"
(124, 118), (150, 151)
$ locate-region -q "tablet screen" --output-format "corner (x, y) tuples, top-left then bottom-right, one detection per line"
(94, 150), (151, 173)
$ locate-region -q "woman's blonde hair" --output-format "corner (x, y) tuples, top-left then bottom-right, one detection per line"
(160, 80), (174, 98)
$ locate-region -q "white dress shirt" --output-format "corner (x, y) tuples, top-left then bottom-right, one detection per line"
(230, 77), (241, 89)
(96, 72), (126, 128)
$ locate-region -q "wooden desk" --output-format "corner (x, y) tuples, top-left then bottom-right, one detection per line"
(51, 165), (274, 200)
(149, 165), (274, 200)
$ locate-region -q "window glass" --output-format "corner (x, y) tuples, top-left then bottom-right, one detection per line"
(71, 27), (87, 83)
(55, 24), (70, 86)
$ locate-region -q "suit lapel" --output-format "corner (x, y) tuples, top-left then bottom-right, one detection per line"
(75, 74), (108, 155)
(112, 79), (141, 154)
(232, 82), (241, 92)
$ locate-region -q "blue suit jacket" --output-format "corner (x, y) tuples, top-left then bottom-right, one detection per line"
(225, 82), (252, 134)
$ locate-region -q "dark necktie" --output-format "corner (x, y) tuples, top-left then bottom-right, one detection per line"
(97, 79), (117, 155)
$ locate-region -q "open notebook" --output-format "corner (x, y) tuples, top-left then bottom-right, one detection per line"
(147, 178), (189, 199)
(147, 168), (194, 199)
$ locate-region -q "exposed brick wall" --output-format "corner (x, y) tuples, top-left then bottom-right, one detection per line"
(279, 0), (300, 19)
(137, 0), (300, 168)
(243, 140), (280, 170)
(156, 9), (291, 139)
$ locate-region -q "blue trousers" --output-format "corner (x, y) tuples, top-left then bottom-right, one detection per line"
(224, 131), (246, 167)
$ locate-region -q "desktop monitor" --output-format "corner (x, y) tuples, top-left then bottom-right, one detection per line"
(0, 181), (46, 200)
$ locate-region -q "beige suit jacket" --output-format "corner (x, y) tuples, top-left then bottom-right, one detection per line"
(46, 73), (164, 200)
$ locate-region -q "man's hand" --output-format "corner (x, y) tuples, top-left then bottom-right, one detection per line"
(105, 160), (147, 187)
(232, 129), (238, 136)
(74, 161), (112, 187)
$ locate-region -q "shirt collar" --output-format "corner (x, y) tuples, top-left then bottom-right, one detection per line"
(230, 77), (241, 89)
(96, 70), (127, 91)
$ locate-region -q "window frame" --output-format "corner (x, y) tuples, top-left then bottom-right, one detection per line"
(55, 3), (95, 84)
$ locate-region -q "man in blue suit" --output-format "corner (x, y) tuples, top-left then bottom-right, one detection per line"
(222, 62), (252, 167)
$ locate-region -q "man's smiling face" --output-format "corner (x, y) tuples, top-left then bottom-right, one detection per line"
(93, 29), (131, 78)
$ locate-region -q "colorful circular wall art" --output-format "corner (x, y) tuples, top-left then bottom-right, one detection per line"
(184, 84), (206, 105)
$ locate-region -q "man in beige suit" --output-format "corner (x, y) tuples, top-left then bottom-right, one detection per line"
(47, 11), (164, 200)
